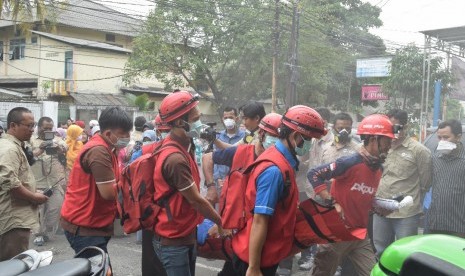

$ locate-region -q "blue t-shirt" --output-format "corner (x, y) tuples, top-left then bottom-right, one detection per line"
(213, 130), (245, 181)
(254, 141), (297, 216)
(212, 146), (238, 168)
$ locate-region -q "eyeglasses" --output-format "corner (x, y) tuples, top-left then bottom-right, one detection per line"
(17, 122), (37, 130)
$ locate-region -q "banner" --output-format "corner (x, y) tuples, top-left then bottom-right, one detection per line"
(361, 85), (389, 101)
(356, 57), (392, 78)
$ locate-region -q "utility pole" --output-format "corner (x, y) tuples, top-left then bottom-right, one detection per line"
(286, 0), (300, 109)
(271, 0), (280, 112)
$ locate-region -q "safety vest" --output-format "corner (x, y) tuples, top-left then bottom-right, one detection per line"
(152, 136), (202, 238)
(232, 146), (298, 268)
(61, 134), (119, 229)
(231, 144), (256, 171)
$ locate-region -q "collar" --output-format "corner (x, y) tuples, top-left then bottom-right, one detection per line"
(4, 133), (25, 147)
(275, 140), (297, 169)
(220, 129), (244, 139)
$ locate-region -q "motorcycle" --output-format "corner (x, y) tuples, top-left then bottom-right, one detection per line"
(0, 246), (111, 276)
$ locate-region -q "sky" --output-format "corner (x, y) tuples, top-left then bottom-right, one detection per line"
(97, 0), (465, 50)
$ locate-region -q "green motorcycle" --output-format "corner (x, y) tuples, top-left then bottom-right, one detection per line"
(371, 234), (465, 276)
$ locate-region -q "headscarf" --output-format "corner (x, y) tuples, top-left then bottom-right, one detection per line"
(143, 130), (157, 142)
(75, 120), (85, 129)
(66, 125), (84, 170)
(55, 128), (67, 139)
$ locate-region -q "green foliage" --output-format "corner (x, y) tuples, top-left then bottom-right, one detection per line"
(382, 45), (455, 112)
(134, 94), (149, 111)
(445, 98), (463, 121)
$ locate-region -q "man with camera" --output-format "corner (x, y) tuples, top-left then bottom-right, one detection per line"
(30, 117), (68, 246)
(0, 107), (48, 261)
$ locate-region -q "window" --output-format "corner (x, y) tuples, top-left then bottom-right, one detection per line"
(10, 38), (25, 60)
(105, 34), (116, 42)
(0, 41), (3, 61)
(31, 37), (38, 44)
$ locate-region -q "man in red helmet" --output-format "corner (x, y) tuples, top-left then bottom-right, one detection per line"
(231, 105), (326, 276)
(307, 114), (395, 276)
(153, 91), (222, 276)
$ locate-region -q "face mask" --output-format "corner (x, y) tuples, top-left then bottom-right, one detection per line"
(436, 140), (457, 155)
(334, 129), (351, 144)
(295, 134), (312, 156)
(189, 119), (203, 134)
(111, 133), (130, 149)
(223, 118), (236, 130)
(263, 135), (279, 150)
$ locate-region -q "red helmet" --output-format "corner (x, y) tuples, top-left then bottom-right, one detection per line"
(154, 114), (171, 131)
(282, 105), (327, 139)
(259, 113), (282, 137)
(159, 91), (199, 123)
(357, 114), (395, 139)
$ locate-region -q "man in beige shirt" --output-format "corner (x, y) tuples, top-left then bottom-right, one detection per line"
(321, 112), (361, 165)
(0, 107), (48, 261)
(30, 116), (68, 246)
(373, 109), (432, 257)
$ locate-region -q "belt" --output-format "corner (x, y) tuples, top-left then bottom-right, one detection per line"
(153, 231), (196, 246)
(60, 218), (113, 237)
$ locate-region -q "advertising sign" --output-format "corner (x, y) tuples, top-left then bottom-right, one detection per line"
(356, 57), (392, 78)
(361, 85), (389, 101)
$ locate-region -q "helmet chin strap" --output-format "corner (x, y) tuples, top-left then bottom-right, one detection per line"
(286, 133), (300, 169)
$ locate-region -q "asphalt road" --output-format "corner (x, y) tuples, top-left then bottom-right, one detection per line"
(29, 232), (310, 276)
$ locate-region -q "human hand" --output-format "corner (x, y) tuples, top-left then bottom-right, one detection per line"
(334, 203), (345, 220)
(33, 192), (49, 204)
(246, 266), (263, 276)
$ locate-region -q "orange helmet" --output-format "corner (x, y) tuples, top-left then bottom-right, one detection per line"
(259, 113), (282, 137)
(282, 105), (327, 139)
(357, 114), (395, 139)
(159, 91), (199, 123)
(154, 114), (171, 131)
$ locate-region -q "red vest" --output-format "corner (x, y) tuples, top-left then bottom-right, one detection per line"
(231, 144), (255, 171)
(141, 141), (160, 155)
(232, 146), (299, 267)
(152, 136), (202, 238)
(61, 134), (119, 229)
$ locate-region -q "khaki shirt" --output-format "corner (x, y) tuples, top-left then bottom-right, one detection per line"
(321, 139), (361, 164)
(377, 137), (432, 218)
(0, 134), (38, 235)
(30, 136), (67, 190)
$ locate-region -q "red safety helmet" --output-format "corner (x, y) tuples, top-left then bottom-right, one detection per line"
(259, 113), (282, 137)
(282, 105), (327, 139)
(357, 114), (395, 139)
(159, 91), (199, 123)
(154, 114), (171, 131)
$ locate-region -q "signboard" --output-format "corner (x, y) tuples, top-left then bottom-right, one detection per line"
(356, 57), (392, 78)
(361, 85), (389, 101)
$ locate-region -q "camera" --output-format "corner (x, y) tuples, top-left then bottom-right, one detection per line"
(199, 122), (218, 143)
(43, 131), (58, 155)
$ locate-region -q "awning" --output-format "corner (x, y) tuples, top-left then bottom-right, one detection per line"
(70, 92), (138, 111)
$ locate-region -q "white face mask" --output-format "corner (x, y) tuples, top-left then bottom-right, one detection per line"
(436, 140), (457, 155)
(223, 118), (236, 130)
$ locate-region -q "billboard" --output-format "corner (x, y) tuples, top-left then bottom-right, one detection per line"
(356, 57), (392, 78)
(361, 85), (389, 101)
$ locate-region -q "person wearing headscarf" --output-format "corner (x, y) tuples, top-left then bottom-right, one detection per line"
(66, 125), (84, 170)
(55, 128), (67, 140)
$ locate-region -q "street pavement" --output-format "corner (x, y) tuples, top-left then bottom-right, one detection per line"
(29, 232), (310, 275)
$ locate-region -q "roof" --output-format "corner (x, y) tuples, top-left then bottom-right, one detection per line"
(0, 0), (142, 37)
(31, 30), (132, 53)
(0, 87), (30, 98)
(70, 92), (138, 111)
(420, 25), (465, 57)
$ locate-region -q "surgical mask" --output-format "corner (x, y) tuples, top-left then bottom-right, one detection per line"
(295, 134), (312, 156)
(436, 140), (457, 155)
(189, 119), (203, 134)
(263, 135), (279, 150)
(334, 129), (351, 144)
(223, 118), (236, 130)
(111, 133), (130, 149)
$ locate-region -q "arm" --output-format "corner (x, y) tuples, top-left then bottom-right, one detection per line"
(417, 146), (432, 201)
(201, 152), (218, 205)
(214, 139), (233, 150)
(247, 214), (269, 274)
(11, 185), (48, 204)
(84, 146), (117, 201)
(180, 184), (222, 226)
(96, 182), (117, 200)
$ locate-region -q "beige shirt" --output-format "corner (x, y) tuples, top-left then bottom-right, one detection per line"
(30, 136), (67, 190)
(376, 137), (432, 218)
(0, 134), (38, 235)
(321, 139), (361, 164)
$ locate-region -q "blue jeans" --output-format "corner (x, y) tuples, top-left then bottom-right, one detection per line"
(152, 239), (196, 276)
(372, 214), (420, 257)
(64, 230), (111, 254)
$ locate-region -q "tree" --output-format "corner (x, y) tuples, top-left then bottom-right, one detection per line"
(382, 45), (454, 111)
(125, 0), (276, 115)
(134, 93), (149, 111)
(0, 0), (60, 33)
